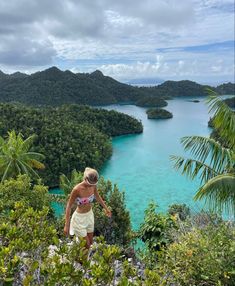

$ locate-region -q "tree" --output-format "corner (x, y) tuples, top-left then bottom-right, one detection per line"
(0, 131), (45, 182)
(171, 93), (235, 216)
(60, 169), (83, 196)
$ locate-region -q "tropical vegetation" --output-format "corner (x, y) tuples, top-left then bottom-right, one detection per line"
(224, 96), (235, 108)
(0, 103), (142, 186)
(135, 96), (168, 107)
(0, 67), (234, 106)
(171, 94), (235, 216)
(146, 108), (173, 119)
(0, 88), (234, 284)
(1, 175), (234, 285)
(0, 131), (45, 183)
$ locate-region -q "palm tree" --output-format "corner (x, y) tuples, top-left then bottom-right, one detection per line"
(59, 169), (83, 196)
(171, 93), (235, 216)
(0, 131), (45, 182)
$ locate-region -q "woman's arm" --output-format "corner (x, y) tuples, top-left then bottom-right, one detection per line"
(94, 188), (112, 217)
(64, 188), (78, 235)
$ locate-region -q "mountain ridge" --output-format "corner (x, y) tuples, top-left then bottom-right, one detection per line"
(0, 67), (234, 106)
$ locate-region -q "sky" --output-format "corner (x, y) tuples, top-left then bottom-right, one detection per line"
(0, 0), (234, 84)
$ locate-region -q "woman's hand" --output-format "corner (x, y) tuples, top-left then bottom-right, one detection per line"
(64, 225), (69, 236)
(104, 208), (112, 218)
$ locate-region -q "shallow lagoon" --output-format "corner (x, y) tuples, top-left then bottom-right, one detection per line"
(51, 96), (233, 229)
(100, 97), (212, 229)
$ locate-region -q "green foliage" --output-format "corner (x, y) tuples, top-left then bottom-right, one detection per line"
(0, 67), (144, 106)
(1, 67), (233, 107)
(138, 202), (176, 262)
(0, 131), (45, 182)
(206, 93), (235, 149)
(216, 82), (235, 95)
(140, 80), (211, 98)
(0, 175), (53, 217)
(171, 94), (235, 216)
(224, 96), (235, 108)
(0, 103), (142, 186)
(94, 178), (132, 246)
(157, 222), (235, 286)
(146, 108), (173, 119)
(0, 175), (234, 285)
(168, 203), (190, 221)
(60, 169), (83, 196)
(0, 202), (58, 284)
(136, 96), (168, 107)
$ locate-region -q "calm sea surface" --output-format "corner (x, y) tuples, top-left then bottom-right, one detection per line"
(52, 96), (233, 229)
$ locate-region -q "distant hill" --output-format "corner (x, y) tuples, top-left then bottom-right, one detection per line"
(224, 97), (235, 108)
(216, 82), (235, 95)
(0, 67), (234, 106)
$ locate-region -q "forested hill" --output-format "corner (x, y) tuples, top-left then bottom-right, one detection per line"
(0, 67), (234, 106)
(0, 103), (143, 186)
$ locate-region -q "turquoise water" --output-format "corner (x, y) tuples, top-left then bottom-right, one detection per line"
(49, 188), (65, 217)
(51, 95), (233, 229)
(100, 97), (212, 230)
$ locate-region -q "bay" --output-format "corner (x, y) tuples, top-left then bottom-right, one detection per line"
(100, 97), (212, 230)
(51, 95), (233, 229)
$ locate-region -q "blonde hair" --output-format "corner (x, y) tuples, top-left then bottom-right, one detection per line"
(83, 167), (99, 185)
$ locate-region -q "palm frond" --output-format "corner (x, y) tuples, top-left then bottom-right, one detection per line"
(206, 94), (235, 149)
(21, 134), (37, 152)
(59, 174), (70, 188)
(0, 136), (4, 149)
(1, 161), (12, 183)
(28, 159), (45, 170)
(194, 173), (235, 216)
(170, 155), (218, 183)
(181, 136), (234, 173)
(18, 160), (40, 179)
(20, 152), (45, 160)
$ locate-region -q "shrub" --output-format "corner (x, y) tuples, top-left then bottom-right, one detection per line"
(138, 202), (176, 252)
(158, 222), (235, 286)
(93, 178), (132, 246)
(0, 175), (53, 217)
(168, 203), (190, 221)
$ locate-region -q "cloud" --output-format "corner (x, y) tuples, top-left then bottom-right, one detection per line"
(0, 36), (56, 66)
(104, 0), (194, 28)
(0, 0), (234, 84)
(0, 0), (106, 67)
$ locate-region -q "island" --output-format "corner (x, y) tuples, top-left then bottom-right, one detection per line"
(136, 96), (168, 107)
(146, 108), (173, 119)
(188, 99), (200, 103)
(223, 97), (235, 108)
(0, 67), (234, 107)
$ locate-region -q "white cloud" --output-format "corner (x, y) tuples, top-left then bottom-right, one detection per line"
(0, 0), (234, 83)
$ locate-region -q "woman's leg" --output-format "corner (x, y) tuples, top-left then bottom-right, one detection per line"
(84, 235), (91, 249)
(87, 232), (93, 246)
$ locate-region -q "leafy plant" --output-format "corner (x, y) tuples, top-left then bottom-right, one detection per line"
(157, 222), (235, 286)
(60, 169), (83, 197)
(139, 202), (176, 250)
(171, 93), (235, 216)
(0, 131), (45, 182)
(0, 175), (53, 217)
(94, 178), (132, 246)
(168, 203), (190, 221)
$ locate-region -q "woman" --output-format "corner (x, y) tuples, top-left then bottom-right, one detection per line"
(64, 167), (111, 249)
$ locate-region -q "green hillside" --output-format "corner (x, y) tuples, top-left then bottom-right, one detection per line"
(0, 67), (234, 106)
(0, 103), (143, 186)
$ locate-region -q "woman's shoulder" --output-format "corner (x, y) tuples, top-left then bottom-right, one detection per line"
(73, 183), (83, 192)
